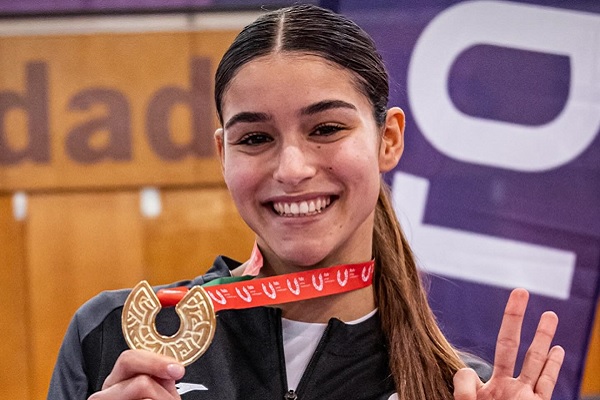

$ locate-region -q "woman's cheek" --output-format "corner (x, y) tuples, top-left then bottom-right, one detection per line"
(225, 164), (257, 208)
(331, 147), (379, 182)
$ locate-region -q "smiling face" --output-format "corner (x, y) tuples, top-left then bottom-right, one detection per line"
(216, 53), (404, 273)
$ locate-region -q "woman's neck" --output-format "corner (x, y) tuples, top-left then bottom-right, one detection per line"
(278, 285), (375, 323)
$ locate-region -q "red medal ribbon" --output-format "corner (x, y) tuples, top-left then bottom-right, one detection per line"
(157, 260), (374, 311)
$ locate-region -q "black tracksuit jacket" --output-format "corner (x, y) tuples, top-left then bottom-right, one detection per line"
(48, 256), (491, 399)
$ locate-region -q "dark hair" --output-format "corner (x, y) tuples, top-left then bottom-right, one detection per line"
(215, 4), (388, 127)
(214, 5), (465, 399)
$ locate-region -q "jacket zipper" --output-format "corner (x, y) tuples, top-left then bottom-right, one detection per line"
(284, 389), (298, 399)
(276, 312), (295, 400)
(287, 321), (333, 399)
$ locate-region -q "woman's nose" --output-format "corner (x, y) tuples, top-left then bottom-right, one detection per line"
(273, 144), (316, 185)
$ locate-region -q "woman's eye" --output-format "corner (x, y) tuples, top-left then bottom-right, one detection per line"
(237, 133), (273, 146)
(312, 124), (344, 137)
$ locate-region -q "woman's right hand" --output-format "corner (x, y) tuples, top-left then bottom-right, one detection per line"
(88, 349), (185, 400)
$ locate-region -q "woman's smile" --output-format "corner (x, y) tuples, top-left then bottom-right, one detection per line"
(270, 195), (334, 217)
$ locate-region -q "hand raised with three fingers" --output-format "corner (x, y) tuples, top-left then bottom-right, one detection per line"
(453, 289), (565, 400)
(88, 349), (184, 400)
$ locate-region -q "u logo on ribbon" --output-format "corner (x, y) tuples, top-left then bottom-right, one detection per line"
(361, 265), (373, 282)
(235, 287), (252, 303)
(312, 273), (324, 291)
(208, 290), (227, 305)
(287, 278), (301, 295)
(262, 282), (277, 299)
(337, 270), (349, 287)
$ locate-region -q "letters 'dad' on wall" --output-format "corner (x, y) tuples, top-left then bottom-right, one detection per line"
(0, 14), (270, 191)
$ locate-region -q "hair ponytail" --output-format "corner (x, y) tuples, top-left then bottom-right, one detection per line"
(373, 181), (465, 399)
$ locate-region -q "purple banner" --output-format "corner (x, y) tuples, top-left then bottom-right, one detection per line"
(0, 0), (313, 15)
(341, 1), (600, 399)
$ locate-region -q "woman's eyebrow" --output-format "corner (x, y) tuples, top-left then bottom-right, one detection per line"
(224, 100), (355, 130)
(224, 111), (271, 130)
(300, 100), (357, 116)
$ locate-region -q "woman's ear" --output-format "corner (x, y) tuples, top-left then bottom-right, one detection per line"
(214, 128), (225, 172)
(378, 107), (405, 172)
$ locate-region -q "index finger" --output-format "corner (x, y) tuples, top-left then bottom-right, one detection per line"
(103, 349), (185, 389)
(492, 288), (529, 379)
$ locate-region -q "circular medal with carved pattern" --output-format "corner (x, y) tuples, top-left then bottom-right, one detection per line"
(121, 280), (216, 366)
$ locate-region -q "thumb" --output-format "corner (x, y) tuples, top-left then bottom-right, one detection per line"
(453, 368), (482, 400)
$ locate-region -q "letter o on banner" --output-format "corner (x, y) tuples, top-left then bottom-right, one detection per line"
(407, 0), (600, 172)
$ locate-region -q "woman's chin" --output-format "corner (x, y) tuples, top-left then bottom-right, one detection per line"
(273, 247), (333, 270)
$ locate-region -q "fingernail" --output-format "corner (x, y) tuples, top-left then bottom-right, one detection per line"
(167, 363), (185, 379)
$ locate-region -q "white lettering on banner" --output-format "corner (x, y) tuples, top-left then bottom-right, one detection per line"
(407, 1), (600, 172)
(392, 172), (576, 299)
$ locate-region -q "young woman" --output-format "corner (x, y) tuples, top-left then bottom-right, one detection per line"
(49, 4), (564, 400)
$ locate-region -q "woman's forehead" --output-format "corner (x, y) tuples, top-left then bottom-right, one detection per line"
(220, 53), (370, 115)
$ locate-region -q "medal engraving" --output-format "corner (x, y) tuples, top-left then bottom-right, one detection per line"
(122, 281), (216, 366)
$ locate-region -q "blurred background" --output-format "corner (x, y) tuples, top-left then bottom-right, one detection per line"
(0, 1), (598, 399)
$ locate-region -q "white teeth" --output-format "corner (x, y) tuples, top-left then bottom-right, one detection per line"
(290, 203), (299, 214)
(299, 201), (309, 213)
(272, 196), (332, 217)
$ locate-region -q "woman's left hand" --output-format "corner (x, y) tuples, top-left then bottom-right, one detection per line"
(453, 288), (565, 400)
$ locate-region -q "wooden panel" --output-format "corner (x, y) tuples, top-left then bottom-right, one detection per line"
(0, 196), (30, 399)
(0, 28), (242, 191)
(26, 192), (145, 399)
(582, 300), (600, 395)
(143, 187), (255, 285)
